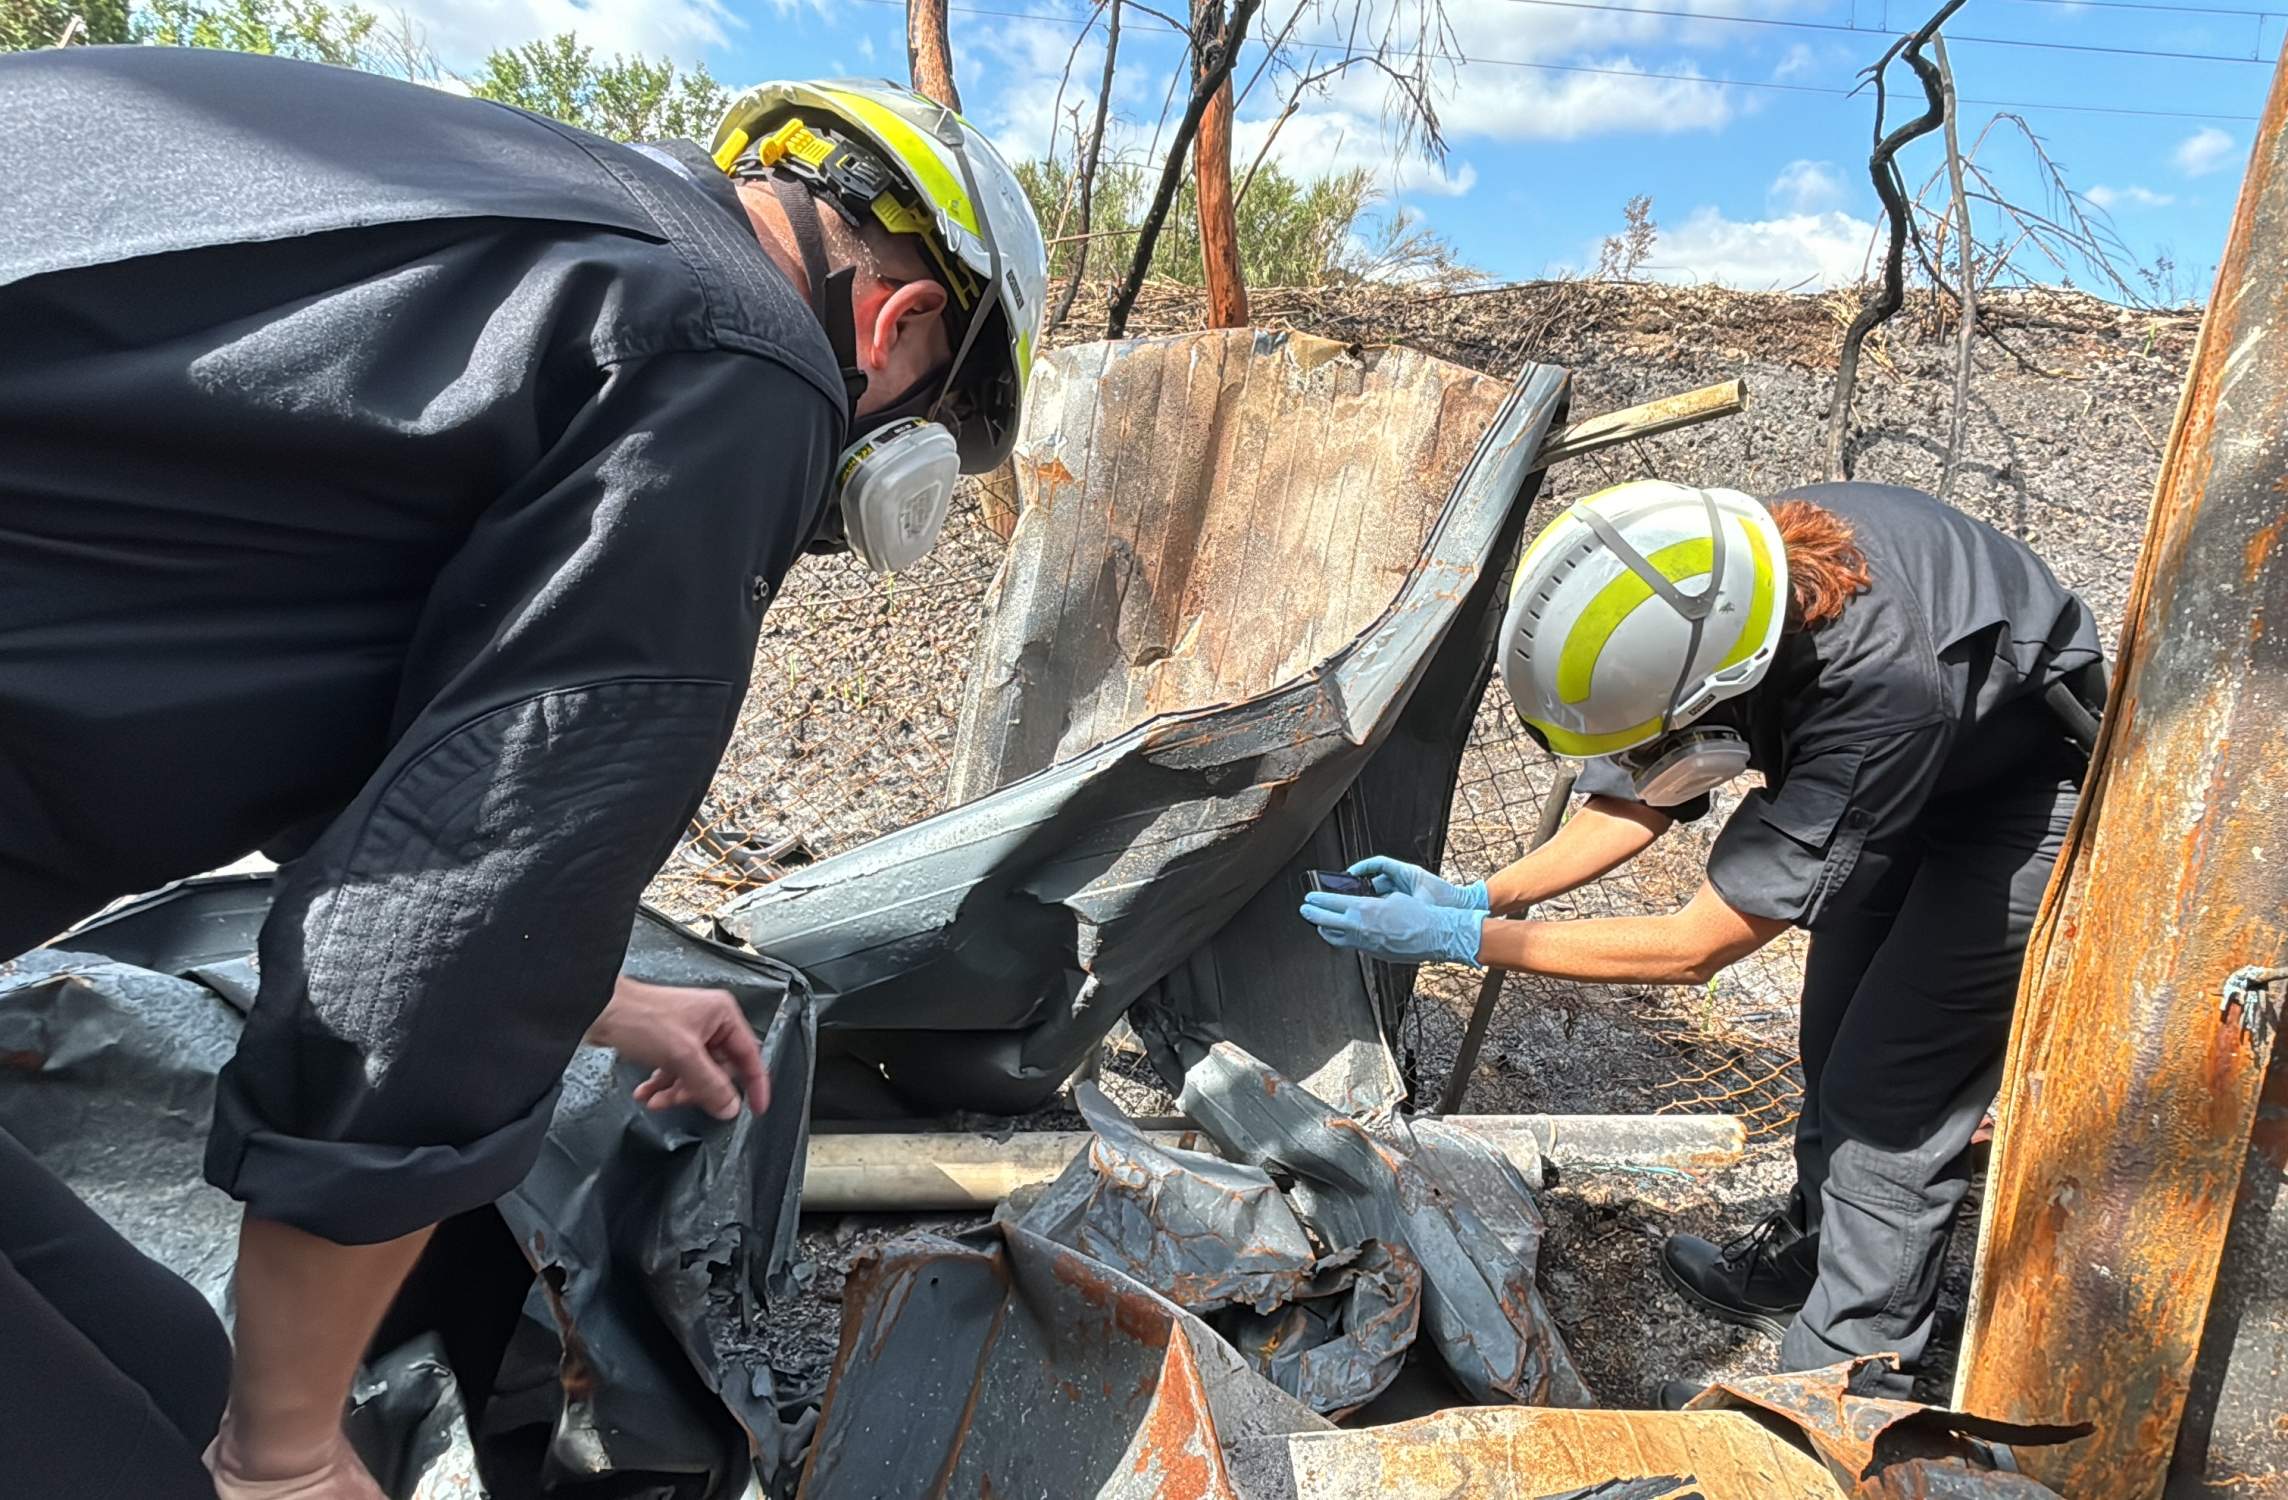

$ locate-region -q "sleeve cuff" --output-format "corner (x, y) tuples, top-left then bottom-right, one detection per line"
(204, 1072), (560, 1244)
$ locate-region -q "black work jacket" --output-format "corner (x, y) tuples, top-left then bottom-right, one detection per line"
(0, 47), (843, 1237)
(1579, 483), (2103, 929)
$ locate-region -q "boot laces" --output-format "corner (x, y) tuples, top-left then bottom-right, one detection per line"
(1717, 1210), (1793, 1269)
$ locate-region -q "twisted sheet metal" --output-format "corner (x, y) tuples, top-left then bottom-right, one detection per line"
(719, 333), (1569, 1116)
(1953, 43), (2288, 1500)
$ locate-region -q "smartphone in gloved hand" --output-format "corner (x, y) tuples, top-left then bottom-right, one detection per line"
(1305, 870), (1378, 897)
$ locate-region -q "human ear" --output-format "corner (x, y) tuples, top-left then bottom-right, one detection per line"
(862, 279), (949, 371)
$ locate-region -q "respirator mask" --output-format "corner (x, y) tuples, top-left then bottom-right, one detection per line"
(1608, 726), (1751, 807)
(736, 114), (1008, 574)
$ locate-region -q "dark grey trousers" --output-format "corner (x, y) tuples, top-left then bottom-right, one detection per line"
(1781, 756), (2080, 1394)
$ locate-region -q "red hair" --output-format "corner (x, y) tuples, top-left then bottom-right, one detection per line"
(1770, 499), (1872, 629)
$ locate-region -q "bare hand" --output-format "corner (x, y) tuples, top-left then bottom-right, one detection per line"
(585, 974), (770, 1120)
(207, 1430), (387, 1500)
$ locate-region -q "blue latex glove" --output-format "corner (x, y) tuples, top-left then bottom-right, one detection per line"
(1299, 889), (1485, 967)
(1347, 856), (1489, 911)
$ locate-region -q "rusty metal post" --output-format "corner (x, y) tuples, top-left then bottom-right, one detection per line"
(1952, 47), (2288, 1499)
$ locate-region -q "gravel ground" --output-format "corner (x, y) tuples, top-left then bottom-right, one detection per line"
(662, 279), (2193, 1414)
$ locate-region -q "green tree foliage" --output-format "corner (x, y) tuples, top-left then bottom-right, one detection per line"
(1, 0), (130, 48)
(1021, 154), (1466, 290)
(468, 33), (728, 142)
(133, 0), (378, 66)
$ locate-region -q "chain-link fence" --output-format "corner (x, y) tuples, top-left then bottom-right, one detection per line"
(648, 488), (1805, 1133)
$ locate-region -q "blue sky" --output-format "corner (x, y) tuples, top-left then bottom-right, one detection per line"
(392, 0), (2274, 298)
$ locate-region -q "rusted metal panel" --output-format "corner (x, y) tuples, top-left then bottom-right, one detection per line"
(1226, 1361), (2075, 1500)
(1952, 44), (2288, 1500)
(1685, 1358), (2084, 1488)
(1240, 1406), (1839, 1499)
(720, 337), (1568, 1116)
(800, 1222), (1332, 1499)
(1847, 1460), (2065, 1499)
(2170, 1043), (2288, 1496)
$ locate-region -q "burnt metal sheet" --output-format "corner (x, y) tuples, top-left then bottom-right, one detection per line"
(1953, 41), (2288, 1500)
(1016, 1081), (1320, 1314)
(718, 333), (1569, 1117)
(1016, 1081), (1423, 1418)
(0, 874), (817, 1500)
(1178, 1040), (1590, 1408)
(1226, 1363), (2077, 1500)
(1219, 1237), (1421, 1420)
(2172, 1043), (2288, 1497)
(1684, 1358), (2084, 1489)
(1845, 1460), (2065, 1499)
(1224, 1406), (1839, 1499)
(799, 1220), (1333, 1500)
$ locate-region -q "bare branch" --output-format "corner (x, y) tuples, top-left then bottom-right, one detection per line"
(1935, 36), (1976, 500)
(1826, 0), (1967, 481)
(1107, 0), (1265, 337)
(1044, 0), (1109, 167)
(1052, 0), (1123, 331)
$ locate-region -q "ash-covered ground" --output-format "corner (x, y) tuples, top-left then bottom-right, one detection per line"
(662, 279), (2192, 1411)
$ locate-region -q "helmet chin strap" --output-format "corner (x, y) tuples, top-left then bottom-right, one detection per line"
(767, 177), (869, 412)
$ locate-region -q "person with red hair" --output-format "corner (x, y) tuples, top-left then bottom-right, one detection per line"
(1304, 479), (2104, 1401)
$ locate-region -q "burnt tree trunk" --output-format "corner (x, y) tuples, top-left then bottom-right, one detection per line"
(907, 0), (962, 111)
(1193, 0), (1248, 327)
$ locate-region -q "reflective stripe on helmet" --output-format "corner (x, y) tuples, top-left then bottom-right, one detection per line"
(1524, 712), (1669, 759)
(1555, 536), (1712, 705)
(1714, 516), (1778, 675)
(817, 88), (982, 238)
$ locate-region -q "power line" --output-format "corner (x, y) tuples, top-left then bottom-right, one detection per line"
(1994, 0), (2285, 17)
(850, 0), (2267, 120)
(1487, 0), (2279, 65)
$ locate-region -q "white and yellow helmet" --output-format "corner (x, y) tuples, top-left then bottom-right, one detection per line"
(710, 79), (1046, 473)
(1500, 481), (1788, 759)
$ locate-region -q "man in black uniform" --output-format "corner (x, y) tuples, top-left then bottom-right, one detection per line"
(1306, 479), (2103, 1401)
(0, 46), (1046, 1497)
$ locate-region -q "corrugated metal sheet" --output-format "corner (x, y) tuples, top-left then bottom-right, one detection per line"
(720, 332), (1569, 1117)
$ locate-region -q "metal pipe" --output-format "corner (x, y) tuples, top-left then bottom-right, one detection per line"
(1952, 46), (2288, 1498)
(1530, 378), (1748, 470)
(1436, 762), (1579, 1116)
(802, 1110), (1746, 1210)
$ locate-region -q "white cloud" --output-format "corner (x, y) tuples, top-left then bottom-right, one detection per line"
(389, 0), (739, 72)
(2174, 127), (2238, 178)
(965, 0), (1781, 208)
(857, 35), (875, 60)
(1639, 205), (1878, 290)
(1767, 159), (1841, 214)
(1772, 42), (1817, 80)
(1229, 108), (1479, 197)
(2087, 183), (2175, 211)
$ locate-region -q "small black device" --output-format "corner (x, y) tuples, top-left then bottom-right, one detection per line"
(1305, 870), (1378, 897)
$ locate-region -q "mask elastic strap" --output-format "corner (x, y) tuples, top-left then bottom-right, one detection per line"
(918, 102), (1005, 432)
(769, 178), (868, 410)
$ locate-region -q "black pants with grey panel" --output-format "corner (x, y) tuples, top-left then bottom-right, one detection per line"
(0, 1124), (230, 1496)
(1781, 753), (2080, 1394)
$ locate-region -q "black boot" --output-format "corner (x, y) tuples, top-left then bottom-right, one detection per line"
(1660, 1210), (1819, 1338)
